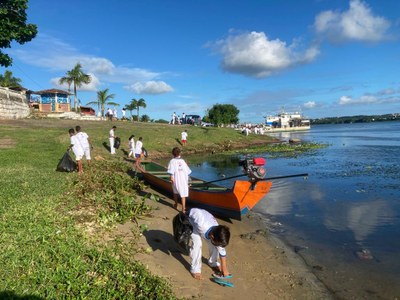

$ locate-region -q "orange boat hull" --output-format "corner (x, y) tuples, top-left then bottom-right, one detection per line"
(141, 161), (272, 220)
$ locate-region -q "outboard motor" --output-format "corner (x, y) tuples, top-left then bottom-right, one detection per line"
(239, 157), (266, 181)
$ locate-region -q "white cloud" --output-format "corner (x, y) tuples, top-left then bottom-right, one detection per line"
(338, 86), (400, 106)
(339, 95), (355, 105)
(50, 73), (101, 92)
(314, 0), (391, 42)
(303, 101), (317, 109)
(124, 81), (174, 94)
(211, 31), (319, 78)
(339, 94), (384, 105)
(10, 33), (167, 85)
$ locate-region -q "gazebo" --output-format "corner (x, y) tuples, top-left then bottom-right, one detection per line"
(31, 89), (72, 112)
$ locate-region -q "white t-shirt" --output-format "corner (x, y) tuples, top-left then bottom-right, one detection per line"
(181, 131), (188, 141)
(129, 138), (135, 151)
(189, 208), (226, 257)
(76, 132), (90, 149)
(109, 128), (115, 138)
(167, 157), (191, 197)
(70, 135), (84, 157)
(135, 140), (143, 155)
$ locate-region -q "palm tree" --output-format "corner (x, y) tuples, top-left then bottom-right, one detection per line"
(131, 98), (146, 122)
(0, 70), (22, 88)
(124, 102), (136, 122)
(86, 88), (118, 117)
(59, 63), (91, 111)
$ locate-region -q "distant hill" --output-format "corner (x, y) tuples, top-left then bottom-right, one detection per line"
(311, 113), (400, 125)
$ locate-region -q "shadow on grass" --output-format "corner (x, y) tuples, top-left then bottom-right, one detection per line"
(102, 141), (110, 152)
(120, 147), (129, 156)
(175, 138), (182, 146)
(0, 291), (44, 299)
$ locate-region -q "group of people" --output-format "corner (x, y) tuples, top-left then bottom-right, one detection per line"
(171, 112), (188, 125)
(105, 107), (126, 121)
(68, 125), (92, 174)
(109, 126), (145, 172)
(167, 146), (231, 280)
(241, 125), (265, 136)
(127, 133), (145, 172)
(69, 124), (231, 281)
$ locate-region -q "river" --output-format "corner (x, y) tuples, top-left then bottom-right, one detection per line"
(183, 121), (400, 299)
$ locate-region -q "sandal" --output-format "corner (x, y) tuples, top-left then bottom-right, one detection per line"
(212, 273), (233, 279)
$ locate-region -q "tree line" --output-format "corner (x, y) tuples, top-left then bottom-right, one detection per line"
(311, 114), (400, 124)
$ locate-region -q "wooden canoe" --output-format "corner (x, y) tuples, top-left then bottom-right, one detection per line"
(140, 161), (272, 220)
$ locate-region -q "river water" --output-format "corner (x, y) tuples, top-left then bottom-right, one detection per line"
(183, 121), (400, 299)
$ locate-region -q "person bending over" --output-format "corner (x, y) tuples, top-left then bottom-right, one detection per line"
(188, 208), (231, 280)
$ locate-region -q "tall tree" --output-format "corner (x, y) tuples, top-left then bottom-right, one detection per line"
(124, 102), (136, 121)
(131, 98), (146, 122)
(59, 63), (91, 111)
(0, 70), (22, 88)
(0, 0), (37, 67)
(206, 104), (240, 126)
(86, 88), (118, 117)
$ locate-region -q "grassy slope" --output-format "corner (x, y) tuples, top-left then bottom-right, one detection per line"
(0, 119), (275, 299)
(0, 120), (180, 299)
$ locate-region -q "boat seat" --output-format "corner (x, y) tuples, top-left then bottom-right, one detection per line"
(190, 180), (204, 184)
(156, 175), (171, 179)
(192, 186), (228, 191)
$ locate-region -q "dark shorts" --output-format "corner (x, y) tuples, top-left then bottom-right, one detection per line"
(135, 153), (141, 158)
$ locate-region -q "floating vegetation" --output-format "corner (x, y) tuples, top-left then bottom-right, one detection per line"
(220, 142), (328, 158)
(260, 142), (328, 158)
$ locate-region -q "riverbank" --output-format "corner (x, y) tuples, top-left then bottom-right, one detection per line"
(129, 187), (332, 299)
(0, 118), (332, 298)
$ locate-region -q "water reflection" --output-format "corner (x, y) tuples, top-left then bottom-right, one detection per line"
(322, 199), (394, 243)
(182, 121), (400, 298)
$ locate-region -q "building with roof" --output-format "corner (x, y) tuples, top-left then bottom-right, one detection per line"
(30, 89), (72, 112)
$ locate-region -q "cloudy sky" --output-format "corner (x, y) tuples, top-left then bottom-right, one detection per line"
(3, 0), (400, 122)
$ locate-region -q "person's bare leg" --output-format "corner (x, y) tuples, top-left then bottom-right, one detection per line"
(173, 194), (178, 209)
(77, 160), (83, 174)
(135, 158), (146, 173)
(181, 197), (186, 213)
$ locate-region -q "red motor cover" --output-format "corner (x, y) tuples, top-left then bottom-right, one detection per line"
(253, 157), (265, 166)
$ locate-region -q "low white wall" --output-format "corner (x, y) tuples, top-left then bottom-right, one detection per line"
(0, 87), (30, 119)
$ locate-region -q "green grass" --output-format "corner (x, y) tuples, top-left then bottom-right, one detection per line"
(0, 120), (175, 299)
(0, 119), (323, 299)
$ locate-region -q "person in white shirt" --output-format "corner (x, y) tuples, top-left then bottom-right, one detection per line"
(181, 129), (188, 146)
(167, 147), (191, 212)
(113, 108), (118, 119)
(107, 107), (113, 121)
(109, 126), (116, 154)
(68, 128), (84, 174)
(188, 208), (231, 280)
(128, 134), (135, 158)
(75, 125), (92, 165)
(134, 137), (145, 172)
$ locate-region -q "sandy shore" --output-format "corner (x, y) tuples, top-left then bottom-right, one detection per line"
(127, 187), (333, 299)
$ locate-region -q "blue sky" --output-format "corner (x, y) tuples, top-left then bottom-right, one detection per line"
(3, 0), (400, 122)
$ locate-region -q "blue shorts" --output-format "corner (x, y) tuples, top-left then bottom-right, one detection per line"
(135, 153), (141, 158)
